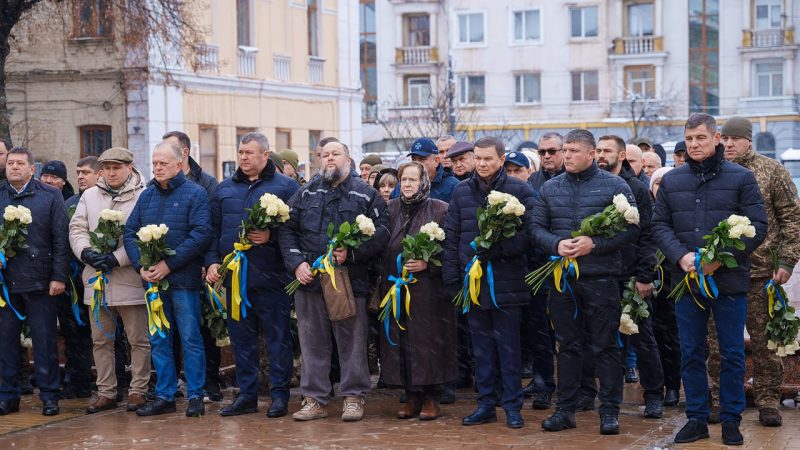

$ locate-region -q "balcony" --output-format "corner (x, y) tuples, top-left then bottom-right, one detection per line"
(395, 46), (439, 65)
(612, 36), (663, 55)
(195, 44), (219, 73)
(237, 46), (258, 78)
(274, 55), (291, 81)
(743, 28), (795, 48)
(308, 57), (324, 84)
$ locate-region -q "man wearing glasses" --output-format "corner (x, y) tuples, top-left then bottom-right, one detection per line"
(528, 132), (565, 197)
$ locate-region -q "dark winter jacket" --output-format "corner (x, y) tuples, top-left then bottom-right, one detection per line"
(205, 160), (300, 291)
(123, 171), (212, 290)
(0, 179), (70, 293)
(186, 156), (218, 195)
(652, 144), (767, 295)
(617, 161), (657, 283)
(527, 167), (565, 198)
(442, 168), (537, 309)
(531, 161), (640, 278)
(279, 172), (390, 297)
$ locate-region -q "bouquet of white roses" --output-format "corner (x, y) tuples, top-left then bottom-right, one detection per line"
(618, 277), (649, 335)
(87, 208), (127, 333)
(380, 221), (446, 344)
(526, 194), (639, 294)
(453, 191), (525, 314)
(765, 247), (800, 357)
(135, 224), (175, 337)
(0, 205), (32, 320)
(667, 214), (756, 303)
(285, 214), (376, 295)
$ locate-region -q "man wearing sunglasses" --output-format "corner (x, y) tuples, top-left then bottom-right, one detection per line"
(527, 132), (565, 197)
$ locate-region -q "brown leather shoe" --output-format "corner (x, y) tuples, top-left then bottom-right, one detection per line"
(397, 393), (423, 419)
(87, 396), (118, 414)
(419, 398), (442, 421)
(759, 407), (782, 427)
(127, 393), (146, 412)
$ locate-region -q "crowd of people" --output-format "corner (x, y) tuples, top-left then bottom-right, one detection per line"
(0, 112), (796, 446)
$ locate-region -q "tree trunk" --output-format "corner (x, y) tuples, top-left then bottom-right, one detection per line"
(0, 27), (11, 139)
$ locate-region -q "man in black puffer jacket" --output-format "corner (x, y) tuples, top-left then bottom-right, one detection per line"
(443, 136), (537, 430)
(653, 114), (767, 446)
(531, 129), (639, 436)
(0, 147), (70, 417)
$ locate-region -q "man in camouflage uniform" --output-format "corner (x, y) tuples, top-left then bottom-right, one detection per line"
(707, 116), (800, 427)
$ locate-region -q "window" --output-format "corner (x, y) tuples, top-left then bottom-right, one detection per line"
(755, 61), (783, 97)
(624, 65), (655, 98)
(73, 0), (111, 38)
(406, 76), (431, 106)
(755, 0), (782, 29)
(276, 129), (291, 151)
(513, 9), (541, 43)
(404, 14), (430, 47)
(80, 125), (111, 157)
(457, 12), (485, 45)
(755, 132), (776, 157)
(360, 0), (377, 122)
(308, 0), (319, 56)
(689, 0), (719, 114)
(514, 73), (541, 104)
(570, 6), (598, 38)
(237, 0), (252, 46)
(459, 75), (485, 105)
(571, 71), (599, 101)
(198, 126), (218, 178)
(236, 127), (257, 148)
(627, 2), (654, 36)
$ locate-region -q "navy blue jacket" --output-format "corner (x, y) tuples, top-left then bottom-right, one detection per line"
(279, 172), (390, 297)
(187, 156), (218, 195)
(531, 161), (640, 278)
(652, 144), (767, 295)
(205, 160), (300, 290)
(123, 171), (212, 290)
(527, 167), (565, 199)
(442, 168), (537, 309)
(392, 165), (460, 203)
(617, 161), (657, 283)
(0, 179), (70, 293)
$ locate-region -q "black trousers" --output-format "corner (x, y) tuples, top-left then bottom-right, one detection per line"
(652, 289), (681, 391)
(55, 293), (94, 391)
(549, 278), (622, 415)
(456, 314), (474, 384)
(521, 291), (555, 393)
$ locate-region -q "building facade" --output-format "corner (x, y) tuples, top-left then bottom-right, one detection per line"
(6, 0), (362, 182)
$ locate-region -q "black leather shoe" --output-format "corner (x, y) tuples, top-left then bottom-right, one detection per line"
(600, 414), (619, 435)
(0, 399), (20, 415)
(674, 419), (709, 444)
(576, 395), (595, 411)
(644, 399), (663, 419)
(532, 391), (552, 410)
(506, 410), (524, 429)
(441, 383), (456, 405)
(542, 409), (576, 431)
(462, 406), (497, 426)
(624, 367), (638, 383)
(42, 399), (60, 416)
(267, 397), (288, 418)
(186, 397), (205, 417)
(136, 398), (177, 416)
(722, 421), (744, 446)
(663, 388), (680, 406)
(220, 396), (258, 417)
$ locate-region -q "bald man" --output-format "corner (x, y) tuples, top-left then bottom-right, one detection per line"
(625, 145), (650, 186)
(642, 152), (662, 179)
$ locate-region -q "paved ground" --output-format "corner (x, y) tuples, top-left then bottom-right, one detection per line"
(0, 383), (798, 449)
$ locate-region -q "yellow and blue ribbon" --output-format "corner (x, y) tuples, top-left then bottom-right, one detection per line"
(226, 242), (253, 321)
(69, 260), (85, 326)
(379, 253), (417, 346)
(694, 249), (718, 299)
(206, 283), (226, 313)
(88, 271), (114, 338)
(145, 282), (170, 337)
(310, 240), (338, 290)
(0, 252), (25, 321)
(765, 279), (787, 318)
(460, 242), (500, 314)
(550, 256), (580, 320)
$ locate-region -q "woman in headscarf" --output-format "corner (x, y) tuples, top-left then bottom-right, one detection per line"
(379, 161), (456, 421)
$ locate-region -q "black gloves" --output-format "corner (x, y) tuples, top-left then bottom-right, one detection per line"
(80, 249), (104, 268)
(81, 249), (119, 273)
(475, 245), (502, 261)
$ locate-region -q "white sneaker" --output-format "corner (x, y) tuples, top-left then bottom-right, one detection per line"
(292, 397), (328, 421)
(342, 396), (365, 422)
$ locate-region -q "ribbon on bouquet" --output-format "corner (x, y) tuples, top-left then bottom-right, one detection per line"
(206, 283), (226, 313)
(682, 249), (719, 310)
(0, 251), (25, 321)
(765, 279), (787, 318)
(310, 240), (338, 290)
(227, 242), (253, 321)
(88, 271), (114, 338)
(460, 242), (499, 314)
(145, 282), (170, 337)
(551, 256), (580, 320)
(379, 253), (417, 346)
(68, 260), (85, 326)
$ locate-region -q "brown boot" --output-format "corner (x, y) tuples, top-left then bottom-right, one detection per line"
(127, 393), (146, 412)
(86, 396), (118, 414)
(419, 398), (442, 421)
(397, 393), (423, 419)
(759, 408), (782, 427)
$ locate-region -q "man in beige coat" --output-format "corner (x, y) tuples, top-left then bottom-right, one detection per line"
(68, 147), (150, 414)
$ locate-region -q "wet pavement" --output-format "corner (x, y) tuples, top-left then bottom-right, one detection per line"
(1, 383), (798, 449)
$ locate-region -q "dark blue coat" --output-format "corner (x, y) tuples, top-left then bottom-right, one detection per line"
(442, 168), (537, 309)
(391, 165), (460, 203)
(123, 171), (212, 290)
(279, 172), (390, 297)
(527, 167), (565, 199)
(205, 160), (300, 290)
(531, 161), (640, 278)
(652, 144), (767, 295)
(0, 179), (70, 293)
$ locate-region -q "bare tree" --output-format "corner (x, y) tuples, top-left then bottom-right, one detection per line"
(619, 82), (681, 143)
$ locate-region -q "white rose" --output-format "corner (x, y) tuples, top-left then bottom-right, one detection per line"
(137, 227), (153, 242)
(356, 215), (375, 236)
(729, 224), (744, 240)
(727, 214), (749, 227)
(3, 205), (18, 222)
(501, 203), (516, 216)
(742, 225), (756, 238)
(260, 193), (278, 209)
(613, 194), (631, 214)
(266, 204), (279, 216)
(19, 211), (32, 225)
(278, 203), (290, 216)
(623, 207), (640, 225)
(768, 340), (777, 350)
(487, 191), (506, 206)
(100, 209), (113, 221)
(777, 347), (786, 357)
(159, 224), (169, 235)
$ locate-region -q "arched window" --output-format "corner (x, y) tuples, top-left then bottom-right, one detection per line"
(755, 131), (776, 158)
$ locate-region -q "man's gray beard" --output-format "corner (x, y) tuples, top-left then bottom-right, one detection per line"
(322, 166), (343, 184)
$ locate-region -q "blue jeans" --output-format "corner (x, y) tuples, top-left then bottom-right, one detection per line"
(149, 288), (206, 401)
(675, 293), (746, 424)
(624, 347), (637, 369)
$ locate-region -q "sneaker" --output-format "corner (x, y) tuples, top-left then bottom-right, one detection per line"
(624, 367), (639, 383)
(643, 399), (663, 419)
(674, 419), (709, 444)
(722, 421), (744, 446)
(186, 397), (205, 417)
(136, 398), (177, 417)
(292, 397), (328, 421)
(342, 396), (365, 422)
(758, 408), (782, 427)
